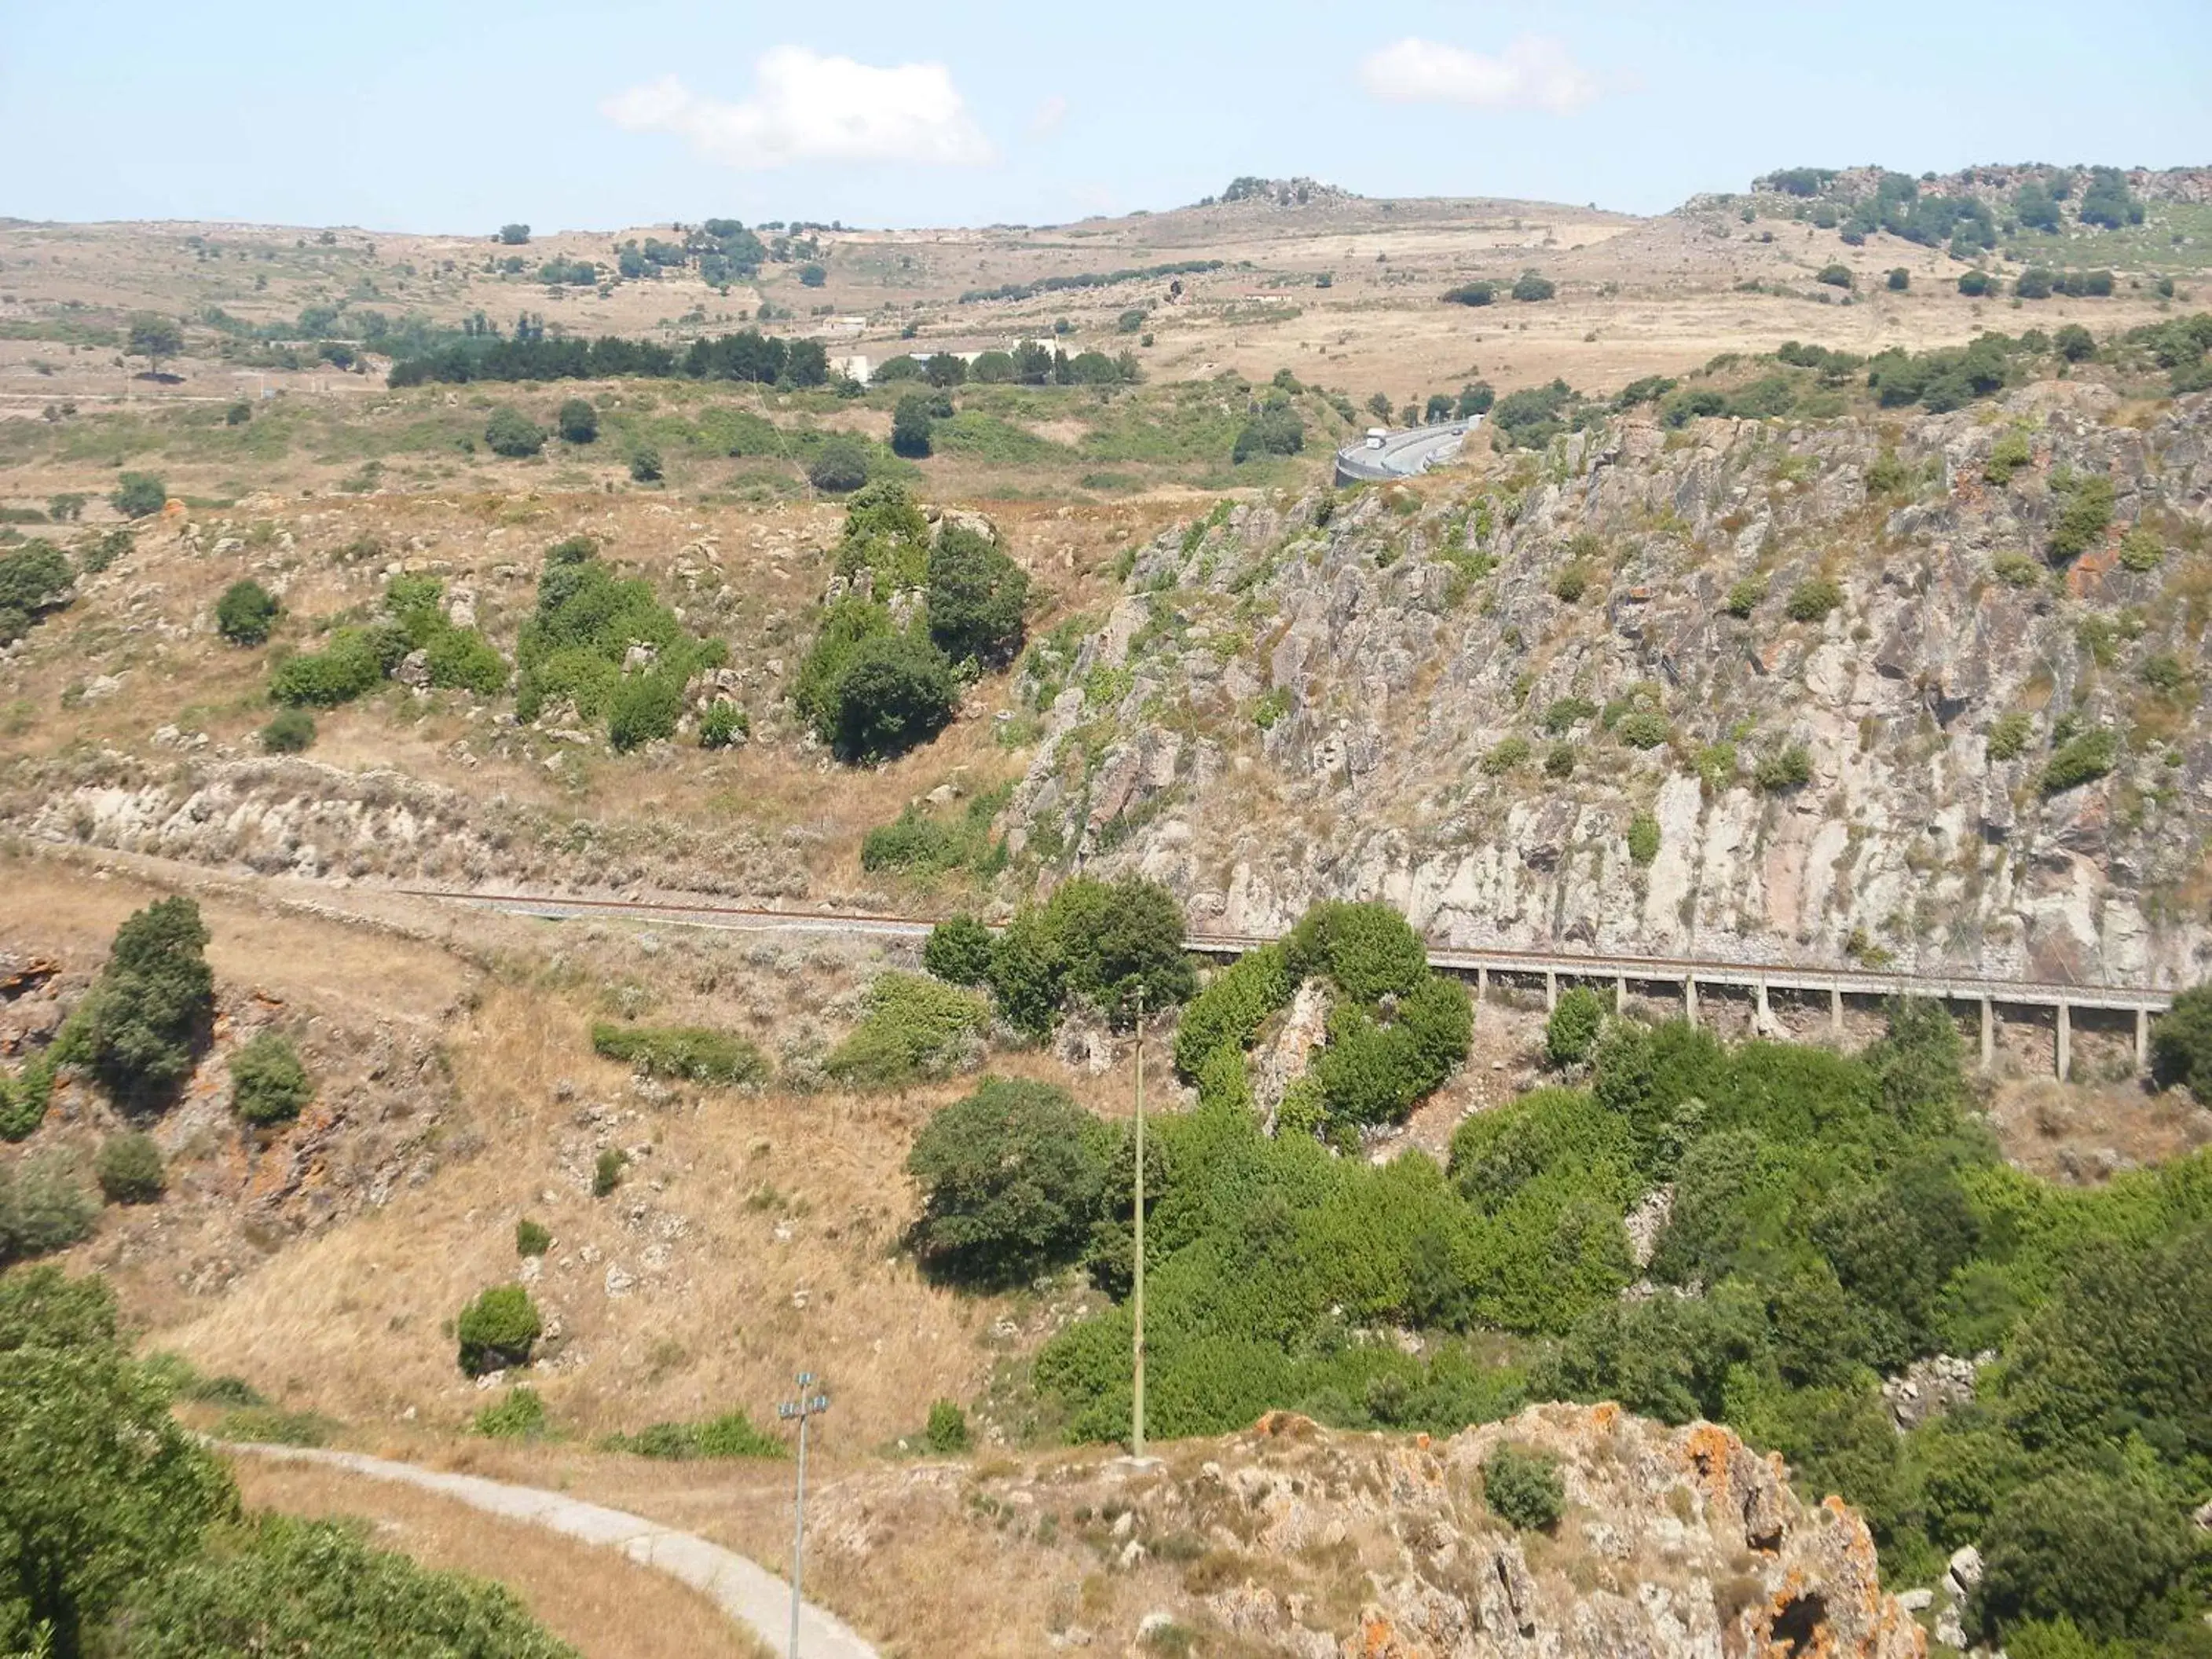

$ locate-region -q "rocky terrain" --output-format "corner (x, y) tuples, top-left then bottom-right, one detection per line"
(744, 1404), (1926, 1658)
(1013, 387), (2212, 988)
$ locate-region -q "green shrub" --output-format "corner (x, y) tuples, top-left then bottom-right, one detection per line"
(606, 670), (684, 752)
(1753, 744), (1813, 793)
(1482, 1443), (1566, 1531)
(1310, 975), (1472, 1129)
(1815, 264), (1854, 288)
(1958, 269), (1994, 297)
(214, 580), (279, 646)
(456, 1284), (542, 1375)
(555, 398), (599, 443)
(0, 1152), (97, 1265)
(95, 1133), (164, 1205)
(808, 436), (872, 493)
(923, 914), (997, 987)
(1481, 736), (1531, 774)
(1785, 577), (1842, 622)
(229, 1031), (313, 1126)
(84, 898), (214, 1113)
(1284, 902), (1428, 1005)
(603, 1410), (782, 1460)
(1723, 577), (1764, 619)
(515, 1218), (551, 1257)
(1992, 552), (2042, 588)
(592, 1148), (625, 1198)
(1627, 813), (1660, 866)
(923, 1399), (971, 1454)
(1540, 697), (1597, 734)
(1172, 945), (1293, 1080)
(590, 1023), (772, 1087)
(1973, 1472), (2191, 1643)
(830, 631), (958, 763)
(2117, 527), (2166, 573)
(117, 1514), (576, 1657)
(906, 1077), (1111, 1286)
(2052, 324), (2095, 364)
(1544, 742), (1576, 779)
(1886, 267), (1909, 291)
(111, 472), (167, 519)
(2049, 476), (2114, 560)
(269, 627), (390, 707)
(2040, 729), (2116, 794)
(988, 876), (1196, 1035)
(1511, 273), (1555, 302)
(1987, 712), (2034, 762)
(1615, 709), (1670, 750)
(484, 405), (545, 458)
(471, 1386), (549, 1440)
(259, 708), (315, 753)
(699, 700), (747, 747)
(1442, 281), (1496, 306)
(927, 524), (1029, 666)
(423, 627), (507, 696)
(1545, 988), (1606, 1068)
(628, 445), (663, 484)
(824, 973), (987, 1090)
(2148, 986), (2212, 1101)
(1985, 428), (2034, 485)
(1549, 566), (1588, 603)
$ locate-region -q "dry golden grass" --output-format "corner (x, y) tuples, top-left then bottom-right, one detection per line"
(229, 1455), (769, 1659)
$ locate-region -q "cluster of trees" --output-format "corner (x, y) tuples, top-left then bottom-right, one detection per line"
(514, 537), (724, 750)
(0, 538), (75, 646)
(875, 343), (1141, 388)
(924, 874), (1195, 1040)
(269, 573), (507, 712)
(0, 1269), (575, 1658)
(2014, 267), (2116, 300)
(2123, 311), (2212, 395)
(958, 259), (1221, 305)
(1440, 273), (1555, 306)
(907, 956), (2212, 1654)
(1232, 395), (1305, 463)
(793, 483), (1027, 761)
(386, 329), (831, 390)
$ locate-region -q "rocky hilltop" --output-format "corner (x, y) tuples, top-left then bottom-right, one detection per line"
(1008, 387), (2212, 987)
(806, 1404), (1922, 1657)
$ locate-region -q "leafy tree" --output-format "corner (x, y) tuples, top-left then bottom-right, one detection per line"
(109, 474), (167, 520)
(1424, 393), (1455, 422)
(0, 1154), (97, 1265)
(923, 914), (996, 987)
(926, 524), (1027, 666)
(2016, 268), (2055, 300)
(1482, 1443), (1565, 1530)
(1886, 267), (1910, 291)
(455, 1284), (541, 1375)
(126, 314), (183, 377)
(228, 1031), (312, 1126)
(1441, 281), (1496, 306)
(1366, 391), (1393, 421)
(0, 542), (73, 643)
(483, 405), (545, 458)
(1816, 263), (1854, 288)
(1511, 273), (1555, 302)
(1232, 405), (1304, 463)
(2075, 167), (2144, 230)
(797, 262), (826, 287)
(1973, 1472), (2190, 1643)
(94, 1133), (163, 1205)
(82, 899), (214, 1114)
(496, 224), (531, 245)
(117, 1515), (577, 1659)
(830, 631), (958, 762)
(1545, 987), (1606, 1068)
(1457, 382), (1495, 417)
(2149, 986), (2212, 1101)
(905, 1077), (1112, 1286)
(0, 1306), (235, 1657)
(2053, 324), (2096, 364)
(555, 397), (598, 443)
(214, 580), (278, 646)
(1958, 269), (1994, 297)
(628, 445), (663, 483)
(808, 435), (872, 493)
(890, 394), (935, 459)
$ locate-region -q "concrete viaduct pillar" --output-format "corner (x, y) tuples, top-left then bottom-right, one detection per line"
(1684, 976), (1697, 1029)
(1980, 998), (1994, 1072)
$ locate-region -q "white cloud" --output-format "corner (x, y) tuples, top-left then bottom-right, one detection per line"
(1358, 34), (1599, 115)
(1028, 93), (1070, 140)
(602, 47), (994, 169)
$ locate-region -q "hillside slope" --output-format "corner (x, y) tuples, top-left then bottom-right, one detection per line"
(1009, 386), (2212, 988)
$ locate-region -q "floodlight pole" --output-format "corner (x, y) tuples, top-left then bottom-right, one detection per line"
(777, 1373), (830, 1659)
(1132, 983), (1146, 1459)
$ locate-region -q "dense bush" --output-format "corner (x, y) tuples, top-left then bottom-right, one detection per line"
(988, 876), (1196, 1035)
(515, 1218), (551, 1257)
(214, 580), (278, 646)
(555, 397), (598, 443)
(602, 1410), (782, 1460)
(1545, 987), (1606, 1068)
(1958, 269), (1994, 297)
(1972, 1472), (2192, 1643)
(95, 1133), (164, 1204)
(1284, 902), (1427, 1004)
(922, 914), (997, 986)
(2039, 729), (2116, 795)
(1754, 744), (1814, 793)
(268, 626), (393, 707)
(923, 1399), (971, 1453)
(1785, 577), (1842, 622)
(1232, 404), (1306, 463)
(830, 630), (959, 762)
(1173, 945), (1293, 1080)
(823, 972), (987, 1090)
(1816, 264), (1854, 288)
(471, 1386), (548, 1440)
(890, 393), (935, 458)
(110, 472), (167, 519)
(698, 699), (746, 747)
(0, 540), (73, 643)
(808, 435), (873, 493)
(1482, 1443), (1566, 1531)
(906, 1077), (1113, 1285)
(1627, 813), (1660, 866)
(1615, 709), (1670, 750)
(455, 1284), (542, 1375)
(0, 1152), (97, 1265)
(927, 524), (1028, 666)
(591, 1023), (769, 1086)
(1442, 281), (1496, 306)
(513, 535), (713, 745)
(1511, 273), (1555, 302)
(483, 405), (545, 457)
(82, 899), (215, 1114)
(228, 1030), (313, 1126)
(2048, 475), (2115, 560)
(629, 445), (663, 483)
(259, 708), (315, 753)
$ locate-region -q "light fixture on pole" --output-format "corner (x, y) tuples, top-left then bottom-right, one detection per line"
(777, 1372), (830, 1659)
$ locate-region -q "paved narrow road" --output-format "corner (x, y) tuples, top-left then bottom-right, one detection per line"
(225, 1443), (879, 1659)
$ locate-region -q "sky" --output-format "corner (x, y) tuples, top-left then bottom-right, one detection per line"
(4, 0), (2209, 233)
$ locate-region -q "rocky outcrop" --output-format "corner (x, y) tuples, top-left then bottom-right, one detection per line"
(1007, 388), (2212, 987)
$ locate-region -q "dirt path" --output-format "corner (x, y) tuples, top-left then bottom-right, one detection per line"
(225, 1443), (878, 1659)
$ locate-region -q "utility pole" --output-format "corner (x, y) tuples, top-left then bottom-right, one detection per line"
(777, 1372), (830, 1659)
(1132, 983), (1146, 1459)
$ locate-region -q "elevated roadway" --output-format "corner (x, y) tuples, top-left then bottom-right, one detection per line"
(1333, 417), (1476, 485)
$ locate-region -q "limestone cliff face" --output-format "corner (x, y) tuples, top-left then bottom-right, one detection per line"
(1008, 386), (2212, 987)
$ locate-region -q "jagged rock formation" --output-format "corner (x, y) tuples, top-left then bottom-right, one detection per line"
(811, 1404), (1925, 1657)
(1007, 388), (2212, 986)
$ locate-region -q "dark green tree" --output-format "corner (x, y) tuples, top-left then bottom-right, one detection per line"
(1973, 1472), (2191, 1643)
(555, 397), (599, 443)
(483, 406), (545, 458)
(890, 393), (935, 459)
(455, 1284), (542, 1376)
(923, 914), (996, 987)
(228, 1031), (313, 1127)
(2149, 985), (2212, 1100)
(808, 435), (872, 493)
(925, 524), (1027, 666)
(110, 473), (167, 520)
(831, 631), (958, 762)
(126, 314), (183, 377)
(83, 899), (215, 1113)
(905, 1077), (1111, 1286)
(214, 580), (278, 646)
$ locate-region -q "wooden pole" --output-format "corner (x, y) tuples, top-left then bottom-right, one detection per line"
(1132, 983), (1146, 1459)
